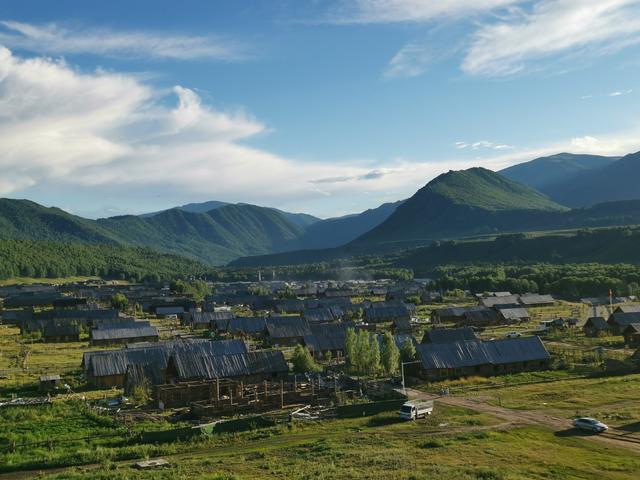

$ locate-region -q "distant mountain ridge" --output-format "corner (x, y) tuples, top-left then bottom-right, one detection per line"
(540, 151), (640, 207)
(140, 200), (320, 228)
(0, 198), (404, 265)
(500, 153), (618, 191)
(4, 150), (640, 269)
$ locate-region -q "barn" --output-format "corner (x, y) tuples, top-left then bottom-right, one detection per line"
(90, 322), (159, 346)
(415, 336), (550, 380)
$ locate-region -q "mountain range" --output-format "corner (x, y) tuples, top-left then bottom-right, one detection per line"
(1, 150), (639, 270)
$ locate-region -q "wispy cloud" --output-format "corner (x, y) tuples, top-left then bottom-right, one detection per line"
(456, 140), (514, 151)
(462, 0), (640, 77)
(0, 20), (243, 60)
(608, 89), (633, 96)
(310, 169), (397, 184)
(329, 0), (520, 24)
(384, 43), (434, 79)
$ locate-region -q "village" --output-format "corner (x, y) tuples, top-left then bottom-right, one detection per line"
(1, 277), (640, 478)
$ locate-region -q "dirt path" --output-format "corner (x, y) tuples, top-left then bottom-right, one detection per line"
(405, 388), (640, 454)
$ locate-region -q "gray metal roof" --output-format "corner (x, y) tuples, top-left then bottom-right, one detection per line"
(609, 312), (640, 327)
(480, 295), (521, 308)
(303, 322), (354, 352)
(266, 316), (310, 338)
(304, 308), (335, 323)
(498, 307), (531, 321)
(364, 305), (410, 322)
(227, 316), (267, 334)
(519, 294), (555, 306)
(90, 324), (158, 341)
(43, 323), (81, 337)
(424, 327), (479, 344)
(463, 309), (499, 324)
(168, 350), (288, 381)
(84, 338), (247, 378)
(416, 336), (549, 370)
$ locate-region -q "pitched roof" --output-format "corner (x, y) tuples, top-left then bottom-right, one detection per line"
(416, 336), (549, 370)
(480, 295), (520, 308)
(227, 316), (267, 334)
(424, 327), (479, 344)
(84, 339), (247, 378)
(304, 308), (335, 323)
(463, 308), (499, 324)
(615, 305), (640, 314)
(266, 316), (311, 338)
(622, 323), (640, 334)
(90, 324), (159, 341)
(609, 312), (640, 327)
(303, 322), (354, 352)
(43, 323), (81, 337)
(433, 306), (487, 319)
(168, 350), (288, 381)
(584, 317), (609, 330)
(364, 305), (411, 321)
(519, 294), (555, 306)
(498, 307), (531, 321)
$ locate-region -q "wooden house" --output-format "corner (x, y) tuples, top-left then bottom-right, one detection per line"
(90, 322), (159, 346)
(622, 323), (640, 347)
(415, 336), (550, 380)
(583, 317), (610, 337)
(43, 322), (81, 343)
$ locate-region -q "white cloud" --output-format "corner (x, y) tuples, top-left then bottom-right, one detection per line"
(608, 89), (633, 96)
(331, 0), (520, 23)
(384, 43), (434, 78)
(0, 20), (242, 60)
(463, 0), (640, 77)
(455, 140), (514, 151)
(0, 46), (432, 213)
(2, 46), (640, 219)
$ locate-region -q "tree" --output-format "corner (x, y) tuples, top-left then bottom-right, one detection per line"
(130, 377), (152, 406)
(354, 330), (371, 374)
(381, 332), (400, 375)
(369, 333), (381, 376)
(291, 344), (321, 374)
(400, 338), (416, 363)
(110, 293), (129, 312)
(345, 328), (356, 368)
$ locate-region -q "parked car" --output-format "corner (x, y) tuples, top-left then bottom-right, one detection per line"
(505, 331), (521, 338)
(572, 417), (608, 433)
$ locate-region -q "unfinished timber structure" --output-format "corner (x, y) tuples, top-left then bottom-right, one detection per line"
(155, 377), (333, 416)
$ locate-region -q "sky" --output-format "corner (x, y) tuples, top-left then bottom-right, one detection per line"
(1, 0), (640, 219)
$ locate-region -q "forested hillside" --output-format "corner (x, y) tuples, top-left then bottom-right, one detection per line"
(0, 240), (209, 282)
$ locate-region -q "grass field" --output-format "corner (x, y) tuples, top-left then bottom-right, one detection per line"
(36, 413), (640, 479)
(0, 400), (638, 479)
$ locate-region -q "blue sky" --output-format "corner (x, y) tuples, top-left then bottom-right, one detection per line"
(1, 0), (639, 218)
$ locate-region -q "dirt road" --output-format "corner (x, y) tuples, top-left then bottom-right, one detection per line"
(405, 388), (640, 454)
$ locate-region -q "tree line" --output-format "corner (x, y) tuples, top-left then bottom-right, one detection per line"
(434, 262), (640, 299)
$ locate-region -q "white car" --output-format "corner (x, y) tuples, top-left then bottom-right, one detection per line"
(572, 417), (608, 433)
(505, 331), (521, 338)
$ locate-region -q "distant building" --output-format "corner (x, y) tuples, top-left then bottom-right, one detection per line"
(583, 317), (611, 337)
